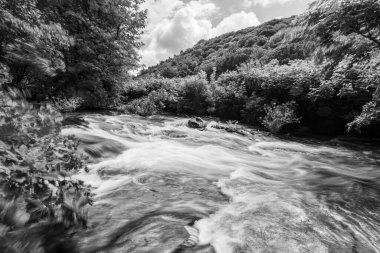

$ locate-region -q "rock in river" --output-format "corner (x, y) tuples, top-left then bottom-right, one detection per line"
(188, 118), (207, 129)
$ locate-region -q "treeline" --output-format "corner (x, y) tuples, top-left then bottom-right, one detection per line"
(0, 0), (146, 108)
(131, 0), (380, 136)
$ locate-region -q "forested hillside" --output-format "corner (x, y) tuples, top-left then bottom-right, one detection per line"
(128, 0), (380, 137)
(140, 16), (314, 79)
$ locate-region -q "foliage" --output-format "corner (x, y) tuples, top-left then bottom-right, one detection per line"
(126, 46), (380, 135)
(124, 89), (174, 116)
(176, 73), (213, 115)
(0, 2), (72, 93)
(211, 73), (247, 119)
(0, 63), (12, 85)
(0, 88), (92, 251)
(125, 96), (159, 116)
(304, 0), (380, 48)
(122, 74), (215, 116)
(121, 77), (180, 116)
(242, 93), (266, 125)
(262, 101), (300, 134)
(1, 0), (379, 136)
(347, 87), (380, 132)
(128, 1), (380, 137)
(140, 17), (315, 79)
(53, 96), (84, 112)
(0, 0), (147, 108)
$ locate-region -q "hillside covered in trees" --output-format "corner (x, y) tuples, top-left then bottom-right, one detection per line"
(128, 0), (380, 137)
(140, 16), (309, 79)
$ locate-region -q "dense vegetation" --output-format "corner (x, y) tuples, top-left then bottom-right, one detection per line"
(0, 0), (146, 109)
(140, 17), (305, 79)
(0, 88), (93, 252)
(0, 0), (146, 251)
(1, 0), (379, 136)
(131, 0), (380, 136)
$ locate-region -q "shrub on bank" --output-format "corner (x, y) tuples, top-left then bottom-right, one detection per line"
(124, 86), (179, 116)
(347, 87), (380, 132)
(0, 89), (92, 252)
(176, 74), (213, 115)
(262, 101), (301, 133)
(122, 74), (214, 116)
(53, 96), (84, 112)
(212, 76), (247, 120)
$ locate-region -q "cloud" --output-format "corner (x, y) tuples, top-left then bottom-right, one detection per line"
(211, 11), (260, 38)
(140, 0), (216, 66)
(241, 0), (298, 8)
(140, 0), (261, 67)
(242, 0), (254, 8)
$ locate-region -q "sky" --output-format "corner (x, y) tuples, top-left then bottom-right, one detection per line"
(139, 0), (315, 67)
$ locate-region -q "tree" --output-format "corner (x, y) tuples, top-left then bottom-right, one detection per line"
(36, 0), (147, 107)
(304, 0), (380, 48)
(0, 0), (147, 108)
(348, 86), (380, 132)
(0, 0), (72, 92)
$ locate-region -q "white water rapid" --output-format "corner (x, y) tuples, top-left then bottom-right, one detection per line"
(62, 113), (380, 253)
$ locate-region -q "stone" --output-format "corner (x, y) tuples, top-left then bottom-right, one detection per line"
(188, 118), (207, 129)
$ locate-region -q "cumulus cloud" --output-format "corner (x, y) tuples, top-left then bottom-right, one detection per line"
(241, 0), (298, 8)
(140, 0), (261, 67)
(211, 11), (260, 38)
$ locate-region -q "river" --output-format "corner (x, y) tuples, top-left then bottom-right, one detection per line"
(62, 113), (380, 253)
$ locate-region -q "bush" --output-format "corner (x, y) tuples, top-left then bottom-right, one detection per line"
(347, 87), (380, 132)
(53, 96), (84, 112)
(242, 93), (266, 124)
(176, 74), (213, 115)
(211, 72), (248, 119)
(262, 101), (300, 133)
(0, 89), (92, 251)
(121, 74), (214, 117)
(124, 88), (178, 116)
(125, 96), (158, 116)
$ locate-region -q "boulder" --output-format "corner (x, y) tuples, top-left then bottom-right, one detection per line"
(187, 118), (207, 129)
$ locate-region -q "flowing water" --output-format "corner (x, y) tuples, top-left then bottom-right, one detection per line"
(62, 113), (380, 253)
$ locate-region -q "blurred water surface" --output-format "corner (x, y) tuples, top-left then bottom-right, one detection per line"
(62, 113), (380, 253)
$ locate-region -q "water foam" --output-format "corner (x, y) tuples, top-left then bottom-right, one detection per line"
(64, 114), (380, 253)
